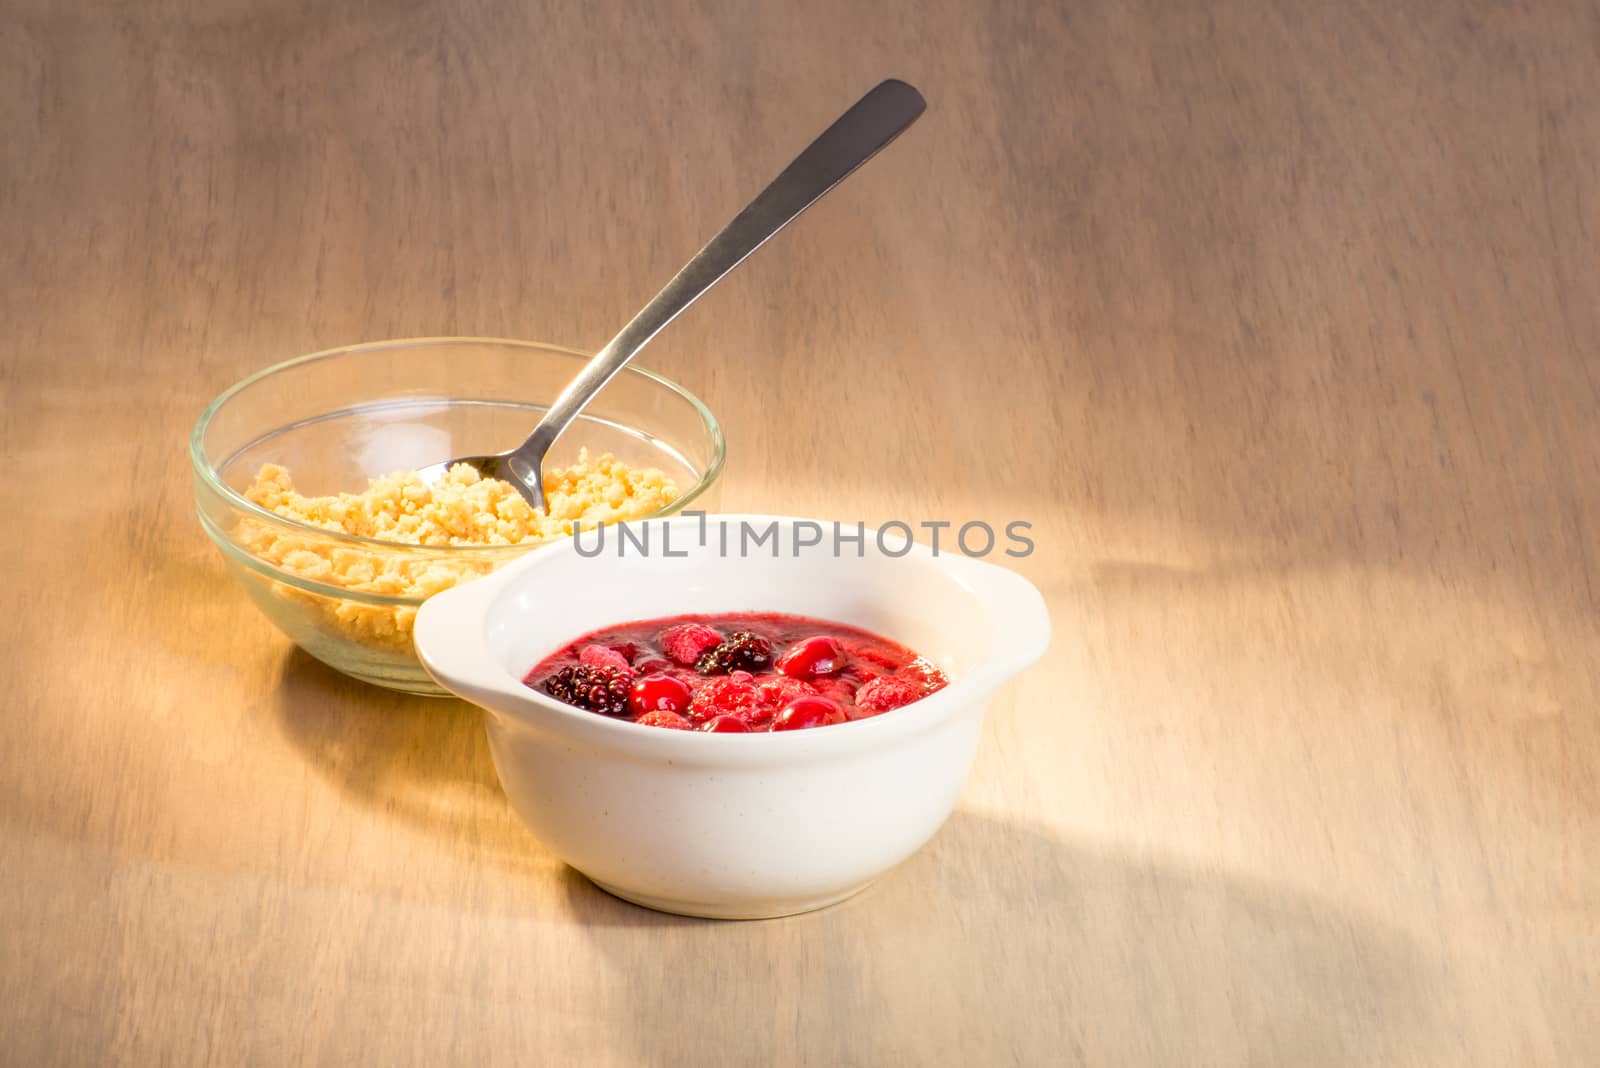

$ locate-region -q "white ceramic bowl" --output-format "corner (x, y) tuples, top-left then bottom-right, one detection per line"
(414, 515), (1050, 919)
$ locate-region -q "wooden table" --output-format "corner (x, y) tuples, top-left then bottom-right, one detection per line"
(4, 2), (1597, 1063)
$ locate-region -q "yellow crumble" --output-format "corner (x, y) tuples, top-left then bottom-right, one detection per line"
(245, 451), (679, 548)
(235, 451), (680, 652)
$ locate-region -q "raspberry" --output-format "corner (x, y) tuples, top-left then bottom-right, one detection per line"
(629, 673), (693, 718)
(696, 631), (774, 675)
(580, 644), (635, 677)
(661, 623), (722, 666)
(855, 675), (922, 715)
(775, 636), (846, 679)
(897, 657), (948, 694)
(543, 665), (631, 716)
(771, 696), (846, 731)
(756, 675), (819, 710)
(635, 709), (693, 730)
(689, 676), (761, 722)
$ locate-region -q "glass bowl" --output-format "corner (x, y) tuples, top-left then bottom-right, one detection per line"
(190, 337), (724, 695)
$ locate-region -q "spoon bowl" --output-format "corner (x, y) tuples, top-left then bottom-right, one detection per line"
(190, 337), (722, 694)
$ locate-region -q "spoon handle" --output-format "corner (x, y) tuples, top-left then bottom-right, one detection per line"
(515, 78), (926, 464)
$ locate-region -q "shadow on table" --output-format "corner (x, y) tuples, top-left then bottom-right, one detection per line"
(272, 648), (550, 878)
(559, 809), (1444, 1065)
(272, 651), (1442, 1062)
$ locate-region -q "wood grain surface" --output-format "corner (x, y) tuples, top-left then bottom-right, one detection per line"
(3, 1), (1598, 1064)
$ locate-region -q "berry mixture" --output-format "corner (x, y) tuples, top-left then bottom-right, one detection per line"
(524, 613), (948, 732)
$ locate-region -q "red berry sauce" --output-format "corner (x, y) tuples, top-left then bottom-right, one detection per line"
(525, 613), (948, 732)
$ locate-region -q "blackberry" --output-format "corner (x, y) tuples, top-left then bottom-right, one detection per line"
(542, 665), (631, 716)
(695, 631), (774, 675)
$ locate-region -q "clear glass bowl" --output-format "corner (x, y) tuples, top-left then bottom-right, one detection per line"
(190, 337), (724, 695)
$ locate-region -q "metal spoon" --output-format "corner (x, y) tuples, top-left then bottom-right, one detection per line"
(417, 78), (926, 510)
